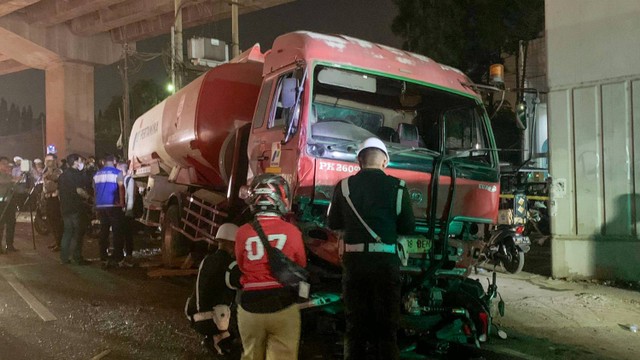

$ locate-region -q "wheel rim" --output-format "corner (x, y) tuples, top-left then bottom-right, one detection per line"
(503, 244), (524, 273)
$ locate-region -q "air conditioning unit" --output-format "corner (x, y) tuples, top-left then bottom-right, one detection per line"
(187, 37), (229, 67)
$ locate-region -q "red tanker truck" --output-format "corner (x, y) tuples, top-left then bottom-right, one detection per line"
(129, 30), (502, 349)
(129, 30), (500, 266)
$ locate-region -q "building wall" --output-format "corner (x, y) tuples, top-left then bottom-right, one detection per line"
(546, 0), (640, 280)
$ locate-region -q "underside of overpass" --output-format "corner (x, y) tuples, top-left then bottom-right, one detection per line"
(0, 0), (294, 156)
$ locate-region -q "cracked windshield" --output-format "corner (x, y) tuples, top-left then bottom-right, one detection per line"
(310, 66), (493, 166)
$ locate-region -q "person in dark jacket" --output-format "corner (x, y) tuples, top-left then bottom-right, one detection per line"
(328, 137), (415, 360)
(186, 223), (241, 357)
(58, 154), (91, 265)
(0, 156), (18, 253)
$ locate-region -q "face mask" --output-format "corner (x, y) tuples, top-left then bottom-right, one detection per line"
(77, 163), (85, 171)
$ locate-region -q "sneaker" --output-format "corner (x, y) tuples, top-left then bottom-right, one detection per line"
(5, 245), (17, 252)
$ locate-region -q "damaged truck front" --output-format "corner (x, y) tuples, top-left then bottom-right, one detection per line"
(129, 31), (501, 350)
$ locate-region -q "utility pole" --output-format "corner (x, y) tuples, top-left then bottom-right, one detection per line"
(122, 42), (130, 159)
(173, 0), (184, 91)
(231, 0), (239, 58)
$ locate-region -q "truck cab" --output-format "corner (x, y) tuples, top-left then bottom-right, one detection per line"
(246, 32), (500, 268)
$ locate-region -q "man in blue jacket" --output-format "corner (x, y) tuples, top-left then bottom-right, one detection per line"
(93, 155), (125, 268)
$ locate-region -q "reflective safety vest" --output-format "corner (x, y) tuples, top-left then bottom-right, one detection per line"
(94, 166), (121, 207)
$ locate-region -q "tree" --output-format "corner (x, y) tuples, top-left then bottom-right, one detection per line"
(95, 95), (123, 158)
(0, 98), (7, 136)
(20, 106), (28, 132)
(392, 0), (544, 83)
(8, 103), (20, 135)
(392, 0), (544, 166)
(25, 105), (34, 131)
(130, 79), (164, 120)
(95, 79), (167, 157)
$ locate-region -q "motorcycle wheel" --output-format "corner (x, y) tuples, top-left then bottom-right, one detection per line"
(34, 210), (49, 235)
(86, 220), (101, 239)
(502, 243), (525, 274)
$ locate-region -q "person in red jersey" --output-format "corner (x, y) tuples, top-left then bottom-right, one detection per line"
(235, 174), (306, 360)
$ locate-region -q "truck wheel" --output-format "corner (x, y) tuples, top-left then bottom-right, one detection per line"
(161, 204), (188, 267)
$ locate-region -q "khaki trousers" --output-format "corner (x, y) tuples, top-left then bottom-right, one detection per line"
(237, 303), (301, 360)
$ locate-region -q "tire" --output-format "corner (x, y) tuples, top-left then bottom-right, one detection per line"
(34, 209), (49, 235)
(502, 242), (525, 274)
(161, 204), (189, 267)
(87, 218), (101, 239)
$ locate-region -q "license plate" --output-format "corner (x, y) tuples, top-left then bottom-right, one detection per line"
(400, 235), (432, 254)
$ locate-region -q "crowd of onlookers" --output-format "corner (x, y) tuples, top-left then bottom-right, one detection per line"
(0, 152), (136, 268)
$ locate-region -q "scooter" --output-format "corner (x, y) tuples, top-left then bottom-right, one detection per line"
(480, 223), (531, 274)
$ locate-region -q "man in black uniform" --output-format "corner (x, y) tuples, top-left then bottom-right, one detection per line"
(328, 137), (415, 360)
(58, 154), (91, 265)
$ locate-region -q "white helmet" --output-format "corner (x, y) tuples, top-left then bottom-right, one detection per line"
(356, 137), (389, 160)
(215, 223), (238, 242)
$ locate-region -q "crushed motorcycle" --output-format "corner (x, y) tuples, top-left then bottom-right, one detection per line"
(303, 156), (506, 356)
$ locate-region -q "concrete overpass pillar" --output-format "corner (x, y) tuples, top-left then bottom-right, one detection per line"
(45, 61), (95, 158)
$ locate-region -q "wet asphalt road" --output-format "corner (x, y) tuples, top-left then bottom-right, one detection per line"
(0, 221), (582, 360)
(0, 222), (352, 360)
(0, 223), (231, 360)
(0, 223), (211, 360)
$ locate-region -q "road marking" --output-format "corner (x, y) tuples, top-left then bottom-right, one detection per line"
(0, 262), (40, 270)
(90, 349), (111, 360)
(0, 271), (57, 322)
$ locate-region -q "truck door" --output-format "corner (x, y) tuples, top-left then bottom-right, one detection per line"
(441, 105), (500, 220)
(247, 67), (305, 188)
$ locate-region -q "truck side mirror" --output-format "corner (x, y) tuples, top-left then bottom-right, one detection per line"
(280, 78), (297, 109)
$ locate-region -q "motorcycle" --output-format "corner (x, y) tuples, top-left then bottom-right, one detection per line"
(302, 157), (504, 355)
(33, 190), (49, 236)
(19, 182), (49, 236)
(31, 185), (100, 238)
(479, 223), (530, 274)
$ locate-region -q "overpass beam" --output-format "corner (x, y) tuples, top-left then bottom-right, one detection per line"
(45, 62), (95, 157)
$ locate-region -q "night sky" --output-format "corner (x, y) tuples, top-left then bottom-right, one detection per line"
(0, 0), (403, 116)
